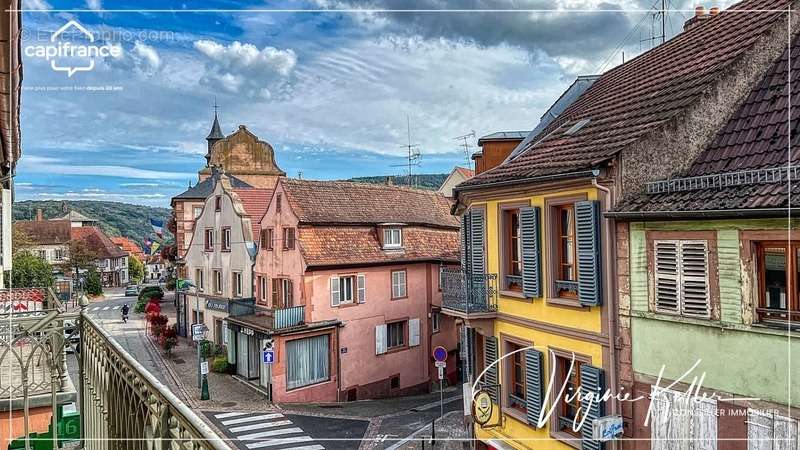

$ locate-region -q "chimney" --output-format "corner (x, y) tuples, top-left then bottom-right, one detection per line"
(36, 209), (43, 221)
(385, 176), (394, 186)
(684, 5), (711, 31)
(709, 6), (720, 15)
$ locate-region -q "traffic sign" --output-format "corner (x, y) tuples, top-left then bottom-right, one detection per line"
(200, 361), (209, 375)
(435, 361), (446, 368)
(433, 346), (447, 362)
(263, 350), (275, 364)
(437, 366), (445, 380)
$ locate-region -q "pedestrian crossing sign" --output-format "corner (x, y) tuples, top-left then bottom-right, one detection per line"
(263, 350), (274, 364)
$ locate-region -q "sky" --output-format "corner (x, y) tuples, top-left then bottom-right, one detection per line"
(15, 0), (727, 207)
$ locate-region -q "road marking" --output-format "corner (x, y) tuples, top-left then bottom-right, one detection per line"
(102, 306), (110, 311)
(279, 446), (324, 450)
(221, 414), (284, 425)
(113, 306), (120, 310)
(90, 307), (99, 311)
(214, 412), (247, 419)
(245, 436), (313, 449)
(229, 420), (292, 433)
(238, 427), (303, 440)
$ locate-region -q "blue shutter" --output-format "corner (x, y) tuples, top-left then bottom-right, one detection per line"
(524, 349), (544, 427)
(520, 207), (542, 298)
(484, 336), (499, 403)
(470, 209), (486, 276)
(576, 200), (602, 306)
(580, 365), (606, 450)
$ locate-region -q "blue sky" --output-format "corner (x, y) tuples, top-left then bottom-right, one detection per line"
(15, 0), (712, 206)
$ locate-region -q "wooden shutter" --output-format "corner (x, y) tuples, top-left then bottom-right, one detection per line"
(580, 365), (606, 450)
(330, 276), (340, 307)
(357, 274), (366, 303)
(520, 206), (542, 298)
(654, 241), (680, 313)
(408, 318), (420, 347)
(680, 241), (710, 318)
(524, 349), (544, 427)
(375, 324), (387, 355)
(484, 336), (499, 403)
(576, 200), (602, 306)
(470, 209), (486, 275)
(461, 212), (472, 273)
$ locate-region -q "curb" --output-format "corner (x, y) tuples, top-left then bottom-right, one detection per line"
(144, 333), (199, 409)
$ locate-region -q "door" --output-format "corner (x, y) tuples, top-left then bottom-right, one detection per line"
(214, 319), (223, 346)
(247, 336), (260, 379)
(236, 332), (249, 377)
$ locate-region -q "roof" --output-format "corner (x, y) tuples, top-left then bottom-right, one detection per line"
(455, 167), (474, 178)
(71, 226), (128, 259)
(299, 226), (460, 268)
(207, 112), (224, 141)
(57, 210), (97, 223)
(477, 131), (529, 145)
(14, 220), (72, 245)
(0, 1), (21, 177)
(613, 32), (800, 216)
(461, 0), (791, 188)
(111, 237), (144, 258)
(232, 188), (272, 238)
(172, 173), (252, 202)
(281, 179), (459, 228)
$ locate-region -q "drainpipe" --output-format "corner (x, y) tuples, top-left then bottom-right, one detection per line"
(336, 325), (342, 403)
(591, 178), (621, 426)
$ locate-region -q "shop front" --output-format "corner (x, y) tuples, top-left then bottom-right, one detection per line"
(226, 315), (273, 397)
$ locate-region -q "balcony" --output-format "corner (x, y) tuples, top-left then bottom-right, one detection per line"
(441, 268), (498, 315)
(274, 305), (305, 329)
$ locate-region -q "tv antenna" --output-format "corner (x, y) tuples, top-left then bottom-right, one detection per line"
(453, 131), (476, 168)
(640, 0), (667, 49)
(391, 114), (421, 187)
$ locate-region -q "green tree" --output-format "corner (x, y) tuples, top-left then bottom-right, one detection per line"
(128, 255), (144, 283)
(60, 240), (97, 277)
(85, 268), (102, 296)
(9, 251), (55, 288)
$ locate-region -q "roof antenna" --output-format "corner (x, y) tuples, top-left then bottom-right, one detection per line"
(453, 131), (476, 170)
(391, 114), (421, 187)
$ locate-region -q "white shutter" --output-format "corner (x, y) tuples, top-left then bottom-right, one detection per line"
(330, 276), (340, 307)
(408, 318), (420, 347)
(654, 241), (680, 313)
(357, 274), (366, 303)
(375, 324), (387, 354)
(680, 241), (710, 318)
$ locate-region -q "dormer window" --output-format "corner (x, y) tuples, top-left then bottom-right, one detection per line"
(215, 195), (222, 212)
(383, 228), (402, 249)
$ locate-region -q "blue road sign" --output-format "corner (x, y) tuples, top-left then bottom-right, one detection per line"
(433, 346), (447, 362)
(263, 350), (274, 364)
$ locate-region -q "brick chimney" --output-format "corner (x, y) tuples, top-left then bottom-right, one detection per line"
(35, 209), (43, 221)
(684, 5), (710, 31)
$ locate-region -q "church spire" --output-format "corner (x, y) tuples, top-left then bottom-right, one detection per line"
(205, 98), (224, 165)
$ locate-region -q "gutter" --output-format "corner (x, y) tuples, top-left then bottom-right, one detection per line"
(605, 207), (797, 220)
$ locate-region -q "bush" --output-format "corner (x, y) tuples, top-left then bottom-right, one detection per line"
(199, 339), (214, 359)
(134, 297), (147, 313)
(138, 286), (163, 303)
(211, 356), (229, 373)
(85, 268), (102, 296)
(160, 325), (178, 356)
(144, 301), (161, 315)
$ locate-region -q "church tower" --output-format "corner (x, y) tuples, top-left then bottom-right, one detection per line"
(205, 100), (224, 166)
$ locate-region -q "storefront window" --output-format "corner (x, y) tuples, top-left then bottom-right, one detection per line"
(286, 334), (330, 389)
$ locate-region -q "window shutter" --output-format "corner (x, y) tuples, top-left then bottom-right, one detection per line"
(470, 209), (485, 275)
(357, 274), (366, 303)
(330, 276), (340, 307)
(461, 212), (472, 273)
(484, 336), (499, 403)
(654, 241), (680, 313)
(680, 241), (709, 318)
(524, 349), (544, 427)
(576, 200), (602, 306)
(408, 318), (420, 347)
(580, 365), (606, 450)
(375, 324), (387, 355)
(520, 206), (542, 298)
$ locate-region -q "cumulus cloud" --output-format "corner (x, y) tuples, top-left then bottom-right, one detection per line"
(86, 0), (101, 10)
(193, 39), (297, 99)
(106, 40), (162, 76)
(23, 0), (51, 10)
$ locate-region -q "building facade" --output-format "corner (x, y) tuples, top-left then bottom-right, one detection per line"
(71, 226), (130, 287)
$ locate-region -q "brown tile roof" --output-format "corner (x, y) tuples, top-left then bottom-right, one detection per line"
(72, 226), (128, 259)
(459, 0), (791, 189)
(281, 179), (459, 228)
(233, 188), (272, 239)
(612, 32), (799, 216)
(299, 226), (460, 267)
(14, 220), (71, 245)
(455, 167), (474, 179)
(111, 237), (144, 259)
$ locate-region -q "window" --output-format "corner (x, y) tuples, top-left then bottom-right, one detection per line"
(331, 275), (365, 306)
(272, 278), (294, 308)
(383, 228), (402, 248)
(283, 228), (296, 250)
(259, 277), (267, 303)
(215, 195), (222, 211)
(341, 277), (354, 303)
(553, 354), (584, 437)
(503, 208), (523, 291)
(233, 272), (243, 297)
(193, 206), (202, 218)
(286, 334), (330, 390)
(37, 250), (47, 260)
(756, 241), (800, 323)
(505, 342), (526, 412)
(213, 269), (222, 294)
(654, 240), (710, 318)
(195, 268), (205, 291)
(54, 248), (64, 261)
(204, 229), (214, 251)
(387, 321), (405, 349)
(276, 193), (282, 212)
(552, 204), (578, 298)
(391, 270), (407, 299)
(261, 228), (274, 251)
(432, 311), (441, 333)
(222, 227), (231, 251)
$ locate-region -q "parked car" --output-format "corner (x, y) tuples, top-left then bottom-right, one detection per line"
(63, 320), (79, 354)
(124, 285), (138, 296)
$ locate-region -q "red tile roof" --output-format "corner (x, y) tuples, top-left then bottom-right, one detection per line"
(281, 179), (459, 229)
(72, 226), (128, 259)
(14, 220), (71, 245)
(299, 226), (460, 267)
(233, 188), (272, 239)
(455, 167), (474, 179)
(111, 237), (144, 259)
(460, 0), (791, 188)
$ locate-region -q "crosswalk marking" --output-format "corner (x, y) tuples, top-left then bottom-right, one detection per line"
(215, 412), (248, 419)
(102, 306), (110, 311)
(112, 305), (120, 310)
(229, 420), (292, 433)
(238, 427), (303, 441)
(245, 436), (313, 449)
(221, 413), (283, 426)
(90, 307), (99, 311)
(279, 446), (324, 450)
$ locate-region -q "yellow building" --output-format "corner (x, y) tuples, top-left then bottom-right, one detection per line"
(444, 171), (615, 450)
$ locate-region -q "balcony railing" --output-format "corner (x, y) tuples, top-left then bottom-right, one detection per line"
(274, 305), (305, 329)
(441, 268), (498, 314)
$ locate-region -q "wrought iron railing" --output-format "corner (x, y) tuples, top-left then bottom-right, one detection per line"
(81, 314), (228, 450)
(274, 305), (305, 329)
(646, 165), (800, 194)
(441, 268), (498, 314)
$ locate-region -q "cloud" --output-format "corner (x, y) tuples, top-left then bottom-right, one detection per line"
(20, 155), (194, 180)
(23, 0), (51, 10)
(106, 41), (162, 76)
(86, 0), (102, 10)
(193, 39), (297, 99)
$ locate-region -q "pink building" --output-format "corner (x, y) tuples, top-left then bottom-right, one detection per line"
(228, 179), (460, 403)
